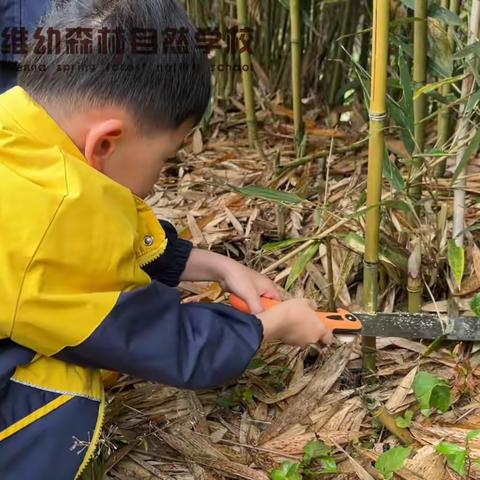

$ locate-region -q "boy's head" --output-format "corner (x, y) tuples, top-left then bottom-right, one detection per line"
(19, 0), (211, 197)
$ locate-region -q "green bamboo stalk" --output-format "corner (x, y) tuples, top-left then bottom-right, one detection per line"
(363, 0), (390, 377)
(290, 0), (304, 155)
(407, 0), (427, 314)
(328, 0), (353, 106)
(453, 1), (480, 248)
(216, 0), (228, 105)
(410, 0), (427, 202)
(435, 0), (460, 178)
(236, 0), (258, 148)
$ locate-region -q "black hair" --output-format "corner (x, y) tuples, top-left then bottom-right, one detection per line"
(19, 0), (211, 131)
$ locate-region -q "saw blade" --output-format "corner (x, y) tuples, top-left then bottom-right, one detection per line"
(355, 312), (480, 341)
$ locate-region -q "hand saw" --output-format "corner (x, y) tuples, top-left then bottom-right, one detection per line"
(229, 295), (480, 341)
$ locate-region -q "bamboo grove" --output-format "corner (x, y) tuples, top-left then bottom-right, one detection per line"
(182, 0), (480, 373)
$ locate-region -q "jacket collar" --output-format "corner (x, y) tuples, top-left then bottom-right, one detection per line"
(0, 86), (86, 162)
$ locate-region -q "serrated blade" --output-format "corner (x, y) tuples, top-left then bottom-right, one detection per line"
(356, 312), (480, 341)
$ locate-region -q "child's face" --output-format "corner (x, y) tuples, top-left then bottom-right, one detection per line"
(83, 116), (194, 198)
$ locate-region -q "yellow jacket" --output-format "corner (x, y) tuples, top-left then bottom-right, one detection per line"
(0, 87), (262, 479)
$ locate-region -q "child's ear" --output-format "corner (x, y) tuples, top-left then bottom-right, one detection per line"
(84, 120), (124, 171)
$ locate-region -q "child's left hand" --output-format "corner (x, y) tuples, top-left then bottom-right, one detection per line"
(180, 248), (283, 314)
(219, 262), (283, 315)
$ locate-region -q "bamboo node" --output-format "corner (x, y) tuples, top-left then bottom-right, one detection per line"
(368, 112), (387, 121)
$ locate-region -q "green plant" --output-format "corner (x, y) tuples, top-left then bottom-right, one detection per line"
(395, 409), (414, 428)
(375, 446), (412, 479)
(270, 440), (337, 479)
(413, 371), (452, 417)
(436, 430), (480, 477)
(216, 384), (255, 409)
(471, 294), (480, 317)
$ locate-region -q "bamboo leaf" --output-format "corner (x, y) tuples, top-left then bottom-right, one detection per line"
(453, 41), (480, 59)
(466, 88), (480, 114)
(428, 4), (462, 26)
(383, 149), (406, 192)
(398, 49), (414, 135)
(448, 240), (465, 287)
(341, 233), (408, 272)
(231, 185), (304, 205)
(387, 97), (415, 155)
(451, 126), (480, 183)
(285, 243), (319, 290)
(261, 238), (310, 253)
(399, 1), (462, 25)
(413, 75), (465, 100)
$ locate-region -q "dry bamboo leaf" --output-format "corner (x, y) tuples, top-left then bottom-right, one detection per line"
(472, 244), (480, 282)
(385, 367), (418, 412)
(405, 446), (447, 480)
(333, 442), (376, 480)
(158, 427), (268, 480)
(259, 342), (354, 443)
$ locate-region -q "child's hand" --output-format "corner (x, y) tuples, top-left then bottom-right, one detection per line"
(256, 298), (334, 347)
(220, 263), (283, 315)
(180, 248), (283, 313)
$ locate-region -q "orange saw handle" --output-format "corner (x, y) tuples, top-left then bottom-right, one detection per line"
(229, 294), (362, 334)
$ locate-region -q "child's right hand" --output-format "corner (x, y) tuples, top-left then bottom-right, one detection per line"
(256, 298), (334, 347)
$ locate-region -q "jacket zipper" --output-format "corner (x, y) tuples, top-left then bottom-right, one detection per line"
(74, 392), (106, 480)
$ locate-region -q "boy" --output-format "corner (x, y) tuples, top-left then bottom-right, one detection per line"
(0, 1), (332, 479)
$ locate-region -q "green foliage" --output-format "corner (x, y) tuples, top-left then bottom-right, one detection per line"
(452, 127), (480, 183)
(231, 185), (304, 205)
(261, 238), (311, 253)
(395, 409), (414, 429)
(303, 440), (332, 465)
(285, 243), (319, 290)
(447, 240), (465, 287)
(383, 148), (406, 192)
(270, 440), (337, 479)
(471, 294), (480, 317)
(413, 372), (452, 417)
(247, 357), (267, 370)
(375, 447), (412, 480)
(436, 442), (467, 476)
(216, 384), (255, 409)
(399, 0), (462, 26)
(271, 462), (302, 480)
(436, 430), (480, 477)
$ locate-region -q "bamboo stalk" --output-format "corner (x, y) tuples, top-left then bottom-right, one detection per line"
(290, 0), (304, 154)
(362, 0), (390, 377)
(409, 0), (428, 204)
(236, 0), (258, 148)
(452, 1), (480, 247)
(407, 0), (428, 314)
(435, 0), (460, 178)
(328, 0), (353, 106)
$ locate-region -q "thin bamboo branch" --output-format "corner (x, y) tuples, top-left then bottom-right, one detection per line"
(363, 0), (390, 377)
(290, 0), (304, 154)
(236, 0), (258, 149)
(435, 0), (460, 178)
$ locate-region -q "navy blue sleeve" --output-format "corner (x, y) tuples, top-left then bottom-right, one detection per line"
(55, 281), (263, 390)
(142, 220), (193, 287)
